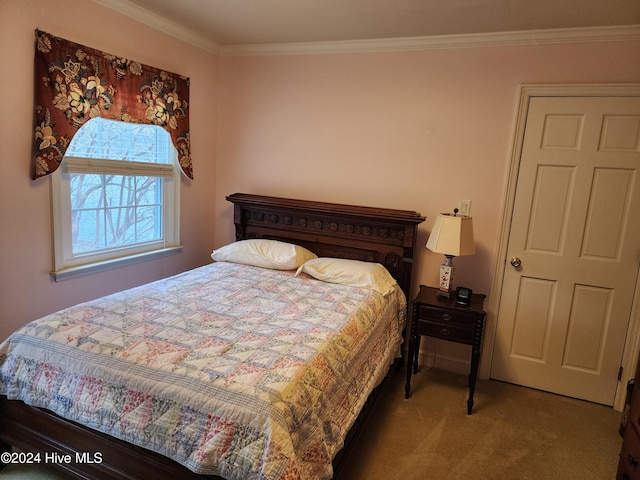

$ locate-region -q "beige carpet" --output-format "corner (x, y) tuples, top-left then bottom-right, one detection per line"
(341, 367), (622, 480)
(0, 367), (623, 479)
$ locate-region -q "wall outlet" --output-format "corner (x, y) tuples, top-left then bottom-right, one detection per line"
(458, 199), (472, 216)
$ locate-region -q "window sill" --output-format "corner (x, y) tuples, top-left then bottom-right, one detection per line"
(51, 246), (183, 282)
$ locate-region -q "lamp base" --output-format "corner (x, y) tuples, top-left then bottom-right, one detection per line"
(436, 288), (453, 299)
(437, 261), (455, 299)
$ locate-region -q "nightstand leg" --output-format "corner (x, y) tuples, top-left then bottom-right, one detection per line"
(467, 350), (480, 415)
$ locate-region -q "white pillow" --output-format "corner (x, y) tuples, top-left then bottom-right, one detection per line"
(211, 239), (317, 270)
(296, 257), (398, 295)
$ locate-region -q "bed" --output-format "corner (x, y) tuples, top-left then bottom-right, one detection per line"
(0, 193), (425, 480)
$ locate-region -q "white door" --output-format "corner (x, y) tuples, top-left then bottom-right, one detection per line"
(491, 96), (640, 405)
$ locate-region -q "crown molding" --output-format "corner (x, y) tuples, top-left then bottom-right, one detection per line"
(89, 1), (639, 58)
(89, 0), (221, 53)
(221, 24), (640, 56)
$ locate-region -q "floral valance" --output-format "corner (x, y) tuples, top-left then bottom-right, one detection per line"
(32, 30), (192, 179)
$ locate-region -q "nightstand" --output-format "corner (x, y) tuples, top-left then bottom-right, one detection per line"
(405, 285), (486, 414)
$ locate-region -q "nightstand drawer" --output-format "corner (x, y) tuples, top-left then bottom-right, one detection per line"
(418, 305), (476, 327)
(419, 321), (474, 344)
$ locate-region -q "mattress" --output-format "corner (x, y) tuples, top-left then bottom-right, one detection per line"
(0, 261), (406, 480)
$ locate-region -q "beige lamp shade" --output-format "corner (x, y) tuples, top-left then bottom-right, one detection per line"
(426, 213), (475, 256)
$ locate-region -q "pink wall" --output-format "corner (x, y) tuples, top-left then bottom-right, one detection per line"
(215, 41), (640, 370)
(0, 0), (218, 340)
(216, 42), (640, 297)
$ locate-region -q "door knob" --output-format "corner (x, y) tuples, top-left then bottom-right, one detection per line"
(510, 257), (522, 268)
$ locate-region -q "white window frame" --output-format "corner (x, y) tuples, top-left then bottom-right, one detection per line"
(51, 127), (182, 281)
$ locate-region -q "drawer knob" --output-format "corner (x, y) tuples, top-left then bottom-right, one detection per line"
(441, 313), (452, 321)
(629, 454), (639, 467)
(439, 328), (451, 336)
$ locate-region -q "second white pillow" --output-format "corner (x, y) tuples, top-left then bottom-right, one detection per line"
(296, 257), (397, 295)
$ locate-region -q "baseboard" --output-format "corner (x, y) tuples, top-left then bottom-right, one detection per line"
(418, 351), (470, 376)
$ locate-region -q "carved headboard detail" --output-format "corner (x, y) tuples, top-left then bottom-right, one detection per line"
(226, 193), (425, 298)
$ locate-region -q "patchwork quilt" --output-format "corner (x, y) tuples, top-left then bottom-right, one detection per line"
(0, 262), (406, 480)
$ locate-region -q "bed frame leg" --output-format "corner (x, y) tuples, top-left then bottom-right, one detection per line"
(0, 441), (11, 469)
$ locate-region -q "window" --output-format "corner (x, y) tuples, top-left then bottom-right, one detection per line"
(51, 118), (181, 280)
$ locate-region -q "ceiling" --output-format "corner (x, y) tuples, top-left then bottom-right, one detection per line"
(95, 0), (640, 51)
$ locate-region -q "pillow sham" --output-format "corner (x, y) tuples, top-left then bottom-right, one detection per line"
(211, 239), (317, 270)
(296, 257), (398, 295)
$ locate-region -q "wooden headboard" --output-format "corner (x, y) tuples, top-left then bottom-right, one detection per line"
(226, 193), (425, 298)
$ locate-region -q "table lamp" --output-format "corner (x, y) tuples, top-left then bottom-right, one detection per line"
(426, 209), (475, 298)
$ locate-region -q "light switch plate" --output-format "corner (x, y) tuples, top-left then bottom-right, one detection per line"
(458, 199), (472, 216)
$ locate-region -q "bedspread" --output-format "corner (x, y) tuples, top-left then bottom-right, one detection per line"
(0, 262), (406, 480)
